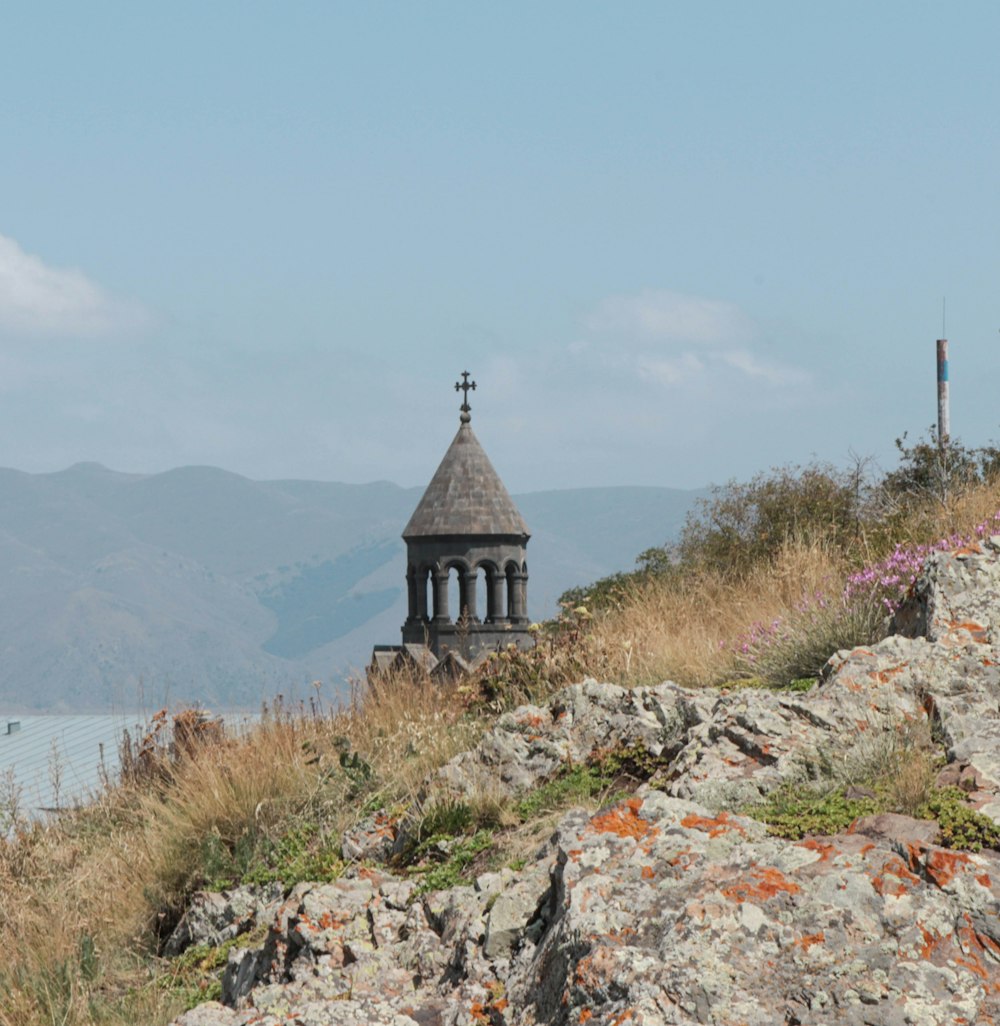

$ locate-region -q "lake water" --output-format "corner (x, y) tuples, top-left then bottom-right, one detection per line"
(0, 713), (257, 819)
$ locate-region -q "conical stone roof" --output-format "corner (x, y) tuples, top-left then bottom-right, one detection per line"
(402, 421), (529, 539)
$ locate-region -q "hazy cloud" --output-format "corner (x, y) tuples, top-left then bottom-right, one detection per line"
(0, 234), (148, 337)
(719, 348), (810, 386)
(586, 289), (754, 347)
(637, 352), (706, 386)
(581, 287), (808, 391)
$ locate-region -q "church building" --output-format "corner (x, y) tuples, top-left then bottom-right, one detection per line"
(370, 372), (533, 678)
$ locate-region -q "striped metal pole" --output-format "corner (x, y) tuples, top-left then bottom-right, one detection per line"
(937, 338), (950, 447)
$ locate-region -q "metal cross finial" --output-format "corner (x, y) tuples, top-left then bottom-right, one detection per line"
(455, 370), (476, 422)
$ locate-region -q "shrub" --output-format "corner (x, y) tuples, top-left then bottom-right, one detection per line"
(733, 591), (887, 688)
(919, 788), (1000, 852)
(674, 461), (873, 579)
(473, 606), (594, 711)
(883, 428), (1000, 511)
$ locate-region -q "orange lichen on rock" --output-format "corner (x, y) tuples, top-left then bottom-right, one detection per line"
(872, 664), (907, 684)
(948, 620), (989, 642)
(919, 924), (945, 959)
(955, 919), (992, 981)
(924, 849), (973, 888)
(796, 931), (825, 951)
(871, 855), (921, 897)
(722, 865), (801, 904)
(641, 865), (655, 880)
(317, 911), (346, 931)
(668, 849), (697, 873)
(797, 838), (836, 862)
(579, 1011), (593, 1024)
(591, 798), (657, 841)
(681, 811), (740, 838)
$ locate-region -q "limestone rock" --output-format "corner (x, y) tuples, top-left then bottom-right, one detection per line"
(340, 811), (398, 863)
(164, 883), (284, 957)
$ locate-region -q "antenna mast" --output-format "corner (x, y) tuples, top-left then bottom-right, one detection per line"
(937, 333), (950, 450)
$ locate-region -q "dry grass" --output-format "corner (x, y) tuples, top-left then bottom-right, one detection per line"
(584, 539), (848, 687)
(0, 679), (483, 1026)
(883, 475), (1000, 549)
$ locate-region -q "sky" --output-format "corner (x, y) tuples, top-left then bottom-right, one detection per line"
(1, 1), (999, 493)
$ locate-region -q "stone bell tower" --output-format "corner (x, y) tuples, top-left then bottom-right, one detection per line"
(399, 372), (532, 661)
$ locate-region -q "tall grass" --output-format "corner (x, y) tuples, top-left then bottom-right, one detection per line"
(581, 540), (849, 687)
(0, 681), (483, 1026)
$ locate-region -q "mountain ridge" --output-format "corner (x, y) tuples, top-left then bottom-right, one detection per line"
(0, 464), (706, 712)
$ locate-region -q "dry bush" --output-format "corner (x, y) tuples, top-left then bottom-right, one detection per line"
(346, 674), (483, 806)
(0, 788), (175, 1025)
(921, 475), (1000, 543)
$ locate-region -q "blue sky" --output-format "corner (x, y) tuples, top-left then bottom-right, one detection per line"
(1, 1), (998, 491)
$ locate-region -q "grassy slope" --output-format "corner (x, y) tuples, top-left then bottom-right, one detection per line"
(3, 473), (1000, 1025)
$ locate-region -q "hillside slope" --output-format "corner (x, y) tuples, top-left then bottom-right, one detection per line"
(165, 539), (1000, 1026)
(0, 464), (703, 711)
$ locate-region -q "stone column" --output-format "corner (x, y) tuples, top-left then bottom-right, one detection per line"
(460, 569), (478, 622)
(432, 568), (450, 623)
(415, 567), (429, 620)
(490, 571), (507, 623)
(405, 566), (417, 623)
(510, 572), (527, 622)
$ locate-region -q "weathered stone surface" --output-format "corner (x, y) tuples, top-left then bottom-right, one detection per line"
(505, 789), (1000, 1026)
(164, 883), (284, 957)
(851, 812), (941, 849)
(340, 811), (397, 863)
(171, 541), (1000, 1026)
(483, 860), (551, 959)
(433, 678), (709, 799)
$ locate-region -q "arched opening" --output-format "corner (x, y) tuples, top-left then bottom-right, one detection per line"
(447, 565), (463, 625)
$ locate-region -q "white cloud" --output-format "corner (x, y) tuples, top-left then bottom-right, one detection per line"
(0, 234), (148, 337)
(719, 348), (810, 386)
(580, 287), (809, 391)
(637, 352), (705, 386)
(585, 288), (753, 347)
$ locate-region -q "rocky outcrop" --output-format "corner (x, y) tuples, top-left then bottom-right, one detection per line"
(170, 540), (1000, 1026)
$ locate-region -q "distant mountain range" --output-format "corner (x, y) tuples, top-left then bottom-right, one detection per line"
(0, 464), (705, 712)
